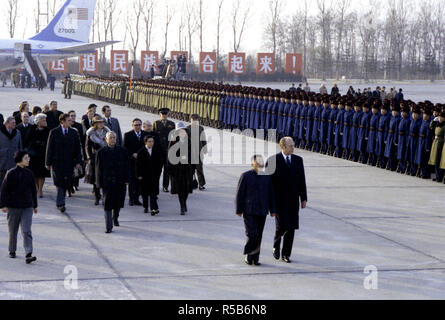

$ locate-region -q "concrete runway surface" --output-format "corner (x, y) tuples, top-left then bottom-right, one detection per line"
(0, 86), (444, 300)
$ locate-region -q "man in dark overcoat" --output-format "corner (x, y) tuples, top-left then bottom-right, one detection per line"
(96, 132), (130, 233)
(45, 113), (83, 213)
(153, 108), (176, 192)
(44, 101), (63, 130)
(236, 155), (276, 266)
(187, 114), (208, 190)
(136, 134), (164, 215)
(266, 137), (307, 263)
(123, 118), (148, 206)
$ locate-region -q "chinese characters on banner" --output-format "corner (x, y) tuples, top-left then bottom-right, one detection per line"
(48, 59), (67, 73)
(285, 53), (303, 75)
(228, 52), (246, 75)
(141, 51), (159, 74)
(256, 53), (275, 75)
(199, 52), (217, 74)
(79, 51), (98, 74)
(110, 50), (129, 74)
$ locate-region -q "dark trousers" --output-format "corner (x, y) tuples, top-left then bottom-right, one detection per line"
(142, 195), (159, 211)
(7, 208), (33, 255)
(274, 227), (295, 257)
(104, 209), (120, 231)
(178, 192), (189, 211)
(243, 215), (266, 260)
(57, 187), (66, 207)
(128, 163), (140, 203)
(435, 166), (444, 182)
(162, 153), (170, 189)
(368, 153), (377, 166)
(194, 163), (206, 187)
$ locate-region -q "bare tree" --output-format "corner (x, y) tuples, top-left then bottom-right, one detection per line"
(216, 0), (225, 70)
(264, 0), (282, 57)
(143, 0), (155, 50)
(316, 0), (334, 80)
(232, 0), (251, 52)
(185, 0), (198, 62)
(126, 0), (144, 64)
(162, 1), (175, 58)
(334, 0), (350, 79)
(197, 0), (204, 52)
(5, 0), (19, 38)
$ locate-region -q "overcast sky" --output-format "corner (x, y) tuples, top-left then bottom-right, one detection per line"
(0, 0), (416, 57)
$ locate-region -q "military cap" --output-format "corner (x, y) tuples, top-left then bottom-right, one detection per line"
(159, 108), (170, 115)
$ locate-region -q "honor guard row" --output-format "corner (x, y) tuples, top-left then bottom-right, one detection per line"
(71, 75), (445, 183)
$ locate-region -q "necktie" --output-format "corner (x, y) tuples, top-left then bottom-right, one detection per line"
(286, 156), (291, 167)
(108, 118), (112, 128)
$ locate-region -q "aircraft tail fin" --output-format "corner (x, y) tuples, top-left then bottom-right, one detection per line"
(30, 0), (97, 43)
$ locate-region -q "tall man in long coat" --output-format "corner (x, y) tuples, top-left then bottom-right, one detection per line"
(45, 113), (83, 213)
(187, 114), (208, 190)
(44, 101), (64, 131)
(96, 132), (130, 233)
(153, 108), (176, 192)
(266, 137), (307, 263)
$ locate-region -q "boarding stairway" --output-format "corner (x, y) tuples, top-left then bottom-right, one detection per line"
(21, 44), (47, 87)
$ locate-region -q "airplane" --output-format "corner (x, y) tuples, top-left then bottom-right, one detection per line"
(0, 0), (118, 84)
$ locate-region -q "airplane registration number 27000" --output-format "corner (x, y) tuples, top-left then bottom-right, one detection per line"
(58, 28), (76, 34)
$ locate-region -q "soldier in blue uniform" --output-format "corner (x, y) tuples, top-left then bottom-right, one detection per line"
(376, 101), (391, 168)
(264, 91), (276, 132)
(305, 97), (316, 150)
(298, 97), (308, 149)
(414, 106), (433, 179)
(286, 95), (297, 139)
(384, 104), (401, 171)
(334, 100), (345, 158)
(406, 105), (422, 176)
(357, 102), (372, 164)
(342, 101), (354, 159)
(348, 102), (363, 161)
(311, 98), (322, 152)
(327, 100), (338, 156)
(366, 101), (381, 166)
(270, 91), (281, 133)
(276, 92), (287, 138)
(319, 98), (331, 154)
(396, 104), (411, 174)
(292, 96), (302, 145)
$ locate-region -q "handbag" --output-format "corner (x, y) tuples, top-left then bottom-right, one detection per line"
(74, 164), (85, 179)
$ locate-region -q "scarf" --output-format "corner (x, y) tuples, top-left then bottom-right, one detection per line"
(86, 126), (110, 148)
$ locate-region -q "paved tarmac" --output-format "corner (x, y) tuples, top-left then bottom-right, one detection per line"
(0, 86), (444, 300)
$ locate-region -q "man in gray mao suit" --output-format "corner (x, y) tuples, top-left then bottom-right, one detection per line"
(102, 105), (123, 146)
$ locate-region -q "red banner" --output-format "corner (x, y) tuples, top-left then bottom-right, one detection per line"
(227, 52), (246, 75)
(199, 52), (217, 74)
(79, 51), (98, 74)
(110, 50), (129, 74)
(48, 59), (67, 73)
(285, 53), (303, 75)
(141, 51), (159, 74)
(256, 53), (275, 75)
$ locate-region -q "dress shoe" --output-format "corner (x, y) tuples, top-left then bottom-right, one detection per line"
(74, 186), (79, 191)
(113, 220), (120, 227)
(163, 187), (169, 193)
(94, 199), (100, 206)
(25, 255), (37, 264)
(199, 186), (206, 191)
(9, 252), (16, 259)
(105, 229), (112, 234)
(244, 255), (253, 265)
(151, 210), (156, 216)
(253, 260), (261, 266)
(273, 248), (280, 260)
(282, 256), (291, 263)
(180, 210), (185, 216)
(59, 206), (66, 213)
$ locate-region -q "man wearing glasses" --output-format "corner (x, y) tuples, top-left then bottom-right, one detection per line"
(123, 118), (148, 206)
